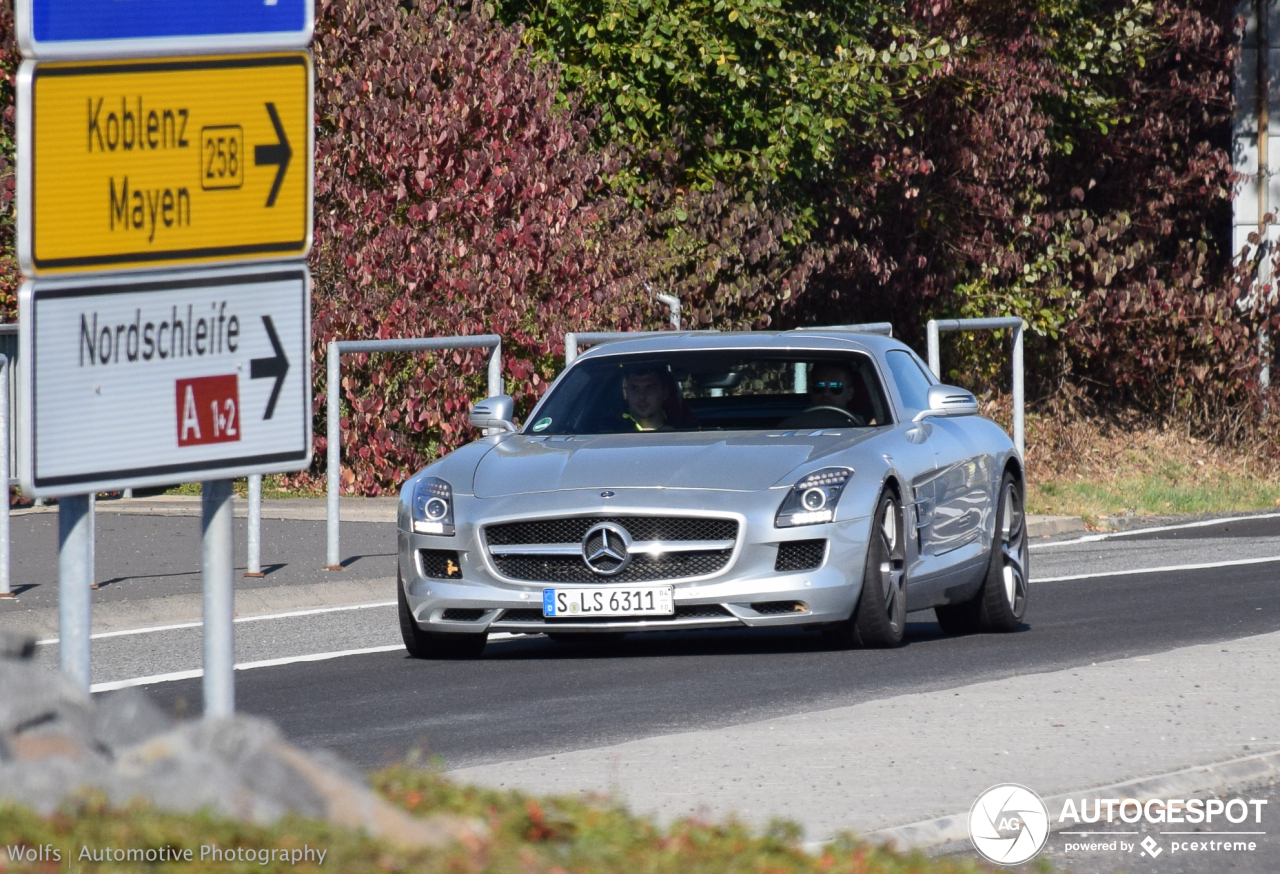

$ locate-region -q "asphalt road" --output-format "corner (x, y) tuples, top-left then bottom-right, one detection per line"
(6, 511), (397, 610)
(113, 516), (1280, 772)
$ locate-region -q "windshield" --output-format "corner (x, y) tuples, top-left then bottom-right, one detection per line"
(526, 350), (892, 435)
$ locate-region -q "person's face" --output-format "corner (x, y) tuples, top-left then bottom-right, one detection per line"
(624, 372), (668, 419)
(809, 366), (854, 409)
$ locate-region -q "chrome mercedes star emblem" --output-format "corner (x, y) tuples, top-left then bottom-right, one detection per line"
(582, 522), (633, 576)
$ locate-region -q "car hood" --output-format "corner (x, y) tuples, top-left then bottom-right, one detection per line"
(470, 431), (878, 497)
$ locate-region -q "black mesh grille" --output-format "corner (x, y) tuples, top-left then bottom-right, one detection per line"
(485, 516), (737, 546)
(751, 600), (808, 615)
(420, 550), (463, 579)
(441, 608), (485, 621)
(497, 604), (733, 624)
(775, 540), (826, 572)
(493, 550), (731, 583)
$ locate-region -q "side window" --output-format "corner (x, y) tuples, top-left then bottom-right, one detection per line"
(885, 350), (933, 417)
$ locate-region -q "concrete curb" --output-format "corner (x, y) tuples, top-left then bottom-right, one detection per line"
(1026, 514), (1086, 537)
(12, 496), (399, 524)
(0, 577), (396, 640)
(869, 749), (1280, 853)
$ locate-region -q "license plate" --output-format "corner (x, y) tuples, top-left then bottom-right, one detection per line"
(542, 586), (675, 617)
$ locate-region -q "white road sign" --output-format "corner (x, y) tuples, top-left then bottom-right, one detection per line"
(18, 264), (311, 496)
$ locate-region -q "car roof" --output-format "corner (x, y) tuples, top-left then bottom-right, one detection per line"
(572, 329), (908, 361)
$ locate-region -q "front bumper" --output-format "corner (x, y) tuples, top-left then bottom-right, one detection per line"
(398, 491), (872, 636)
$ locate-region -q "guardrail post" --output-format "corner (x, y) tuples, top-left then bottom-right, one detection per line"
(202, 479), (235, 717)
(0, 354), (9, 599)
(325, 341), (342, 571)
(487, 340), (504, 398)
(927, 319), (942, 378)
(58, 494), (92, 692)
(565, 332), (578, 368)
(1012, 321), (1025, 458)
(245, 474), (263, 577)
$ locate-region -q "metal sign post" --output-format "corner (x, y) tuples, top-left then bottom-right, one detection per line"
(18, 0), (315, 715)
(57, 494), (92, 690)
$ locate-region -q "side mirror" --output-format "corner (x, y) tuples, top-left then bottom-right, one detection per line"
(912, 384), (979, 422)
(470, 395), (519, 432)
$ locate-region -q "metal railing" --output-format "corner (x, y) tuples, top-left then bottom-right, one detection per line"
(792, 322), (894, 336)
(322, 335), (503, 570)
(926, 317), (1025, 457)
(564, 322), (895, 367)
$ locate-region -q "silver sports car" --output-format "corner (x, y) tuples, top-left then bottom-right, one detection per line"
(397, 330), (1028, 657)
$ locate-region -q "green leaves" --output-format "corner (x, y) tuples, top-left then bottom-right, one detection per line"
(499, 0), (949, 192)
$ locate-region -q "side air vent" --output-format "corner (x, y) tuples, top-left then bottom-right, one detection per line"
(420, 550), (463, 579)
(775, 540), (826, 572)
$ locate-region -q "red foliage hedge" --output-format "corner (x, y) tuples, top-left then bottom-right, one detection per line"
(304, 1), (657, 494)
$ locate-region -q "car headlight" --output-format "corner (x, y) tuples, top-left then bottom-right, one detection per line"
(411, 477), (455, 535)
(775, 468), (852, 527)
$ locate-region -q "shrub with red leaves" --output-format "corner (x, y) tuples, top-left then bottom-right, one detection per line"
(795, 0), (1279, 426)
(305, 1), (656, 494)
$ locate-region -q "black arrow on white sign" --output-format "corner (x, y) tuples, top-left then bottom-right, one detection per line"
(249, 316), (289, 420)
(254, 102), (292, 208)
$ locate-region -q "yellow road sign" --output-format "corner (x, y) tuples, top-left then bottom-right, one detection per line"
(19, 52), (312, 275)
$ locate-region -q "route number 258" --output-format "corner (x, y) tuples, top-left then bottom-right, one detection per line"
(201, 126), (244, 190)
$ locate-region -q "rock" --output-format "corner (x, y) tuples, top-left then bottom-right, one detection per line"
(0, 629), (36, 661)
(0, 655), (485, 851)
(92, 688), (173, 753)
(0, 661), (98, 757)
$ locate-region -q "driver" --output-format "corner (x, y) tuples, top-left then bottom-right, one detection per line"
(620, 364), (674, 431)
(809, 362), (878, 425)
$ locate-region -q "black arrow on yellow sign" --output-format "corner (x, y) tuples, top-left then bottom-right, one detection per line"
(250, 316), (289, 420)
(254, 103), (292, 208)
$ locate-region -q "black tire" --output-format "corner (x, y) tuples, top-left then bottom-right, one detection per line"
(934, 470), (1029, 634)
(397, 573), (487, 659)
(823, 489), (907, 649)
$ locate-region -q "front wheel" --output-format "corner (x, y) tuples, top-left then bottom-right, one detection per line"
(397, 572), (487, 659)
(823, 490), (907, 649)
(934, 470), (1029, 634)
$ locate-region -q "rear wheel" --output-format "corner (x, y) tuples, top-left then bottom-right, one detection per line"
(934, 470), (1028, 634)
(823, 490), (907, 649)
(398, 572), (487, 658)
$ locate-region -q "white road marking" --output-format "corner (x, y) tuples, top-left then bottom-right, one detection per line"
(1032, 511), (1280, 550)
(36, 600), (397, 645)
(1034, 554), (1280, 583)
(86, 633), (528, 693)
(89, 643), (406, 692)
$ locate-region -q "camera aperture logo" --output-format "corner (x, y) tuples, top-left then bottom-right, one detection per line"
(969, 783), (1051, 865)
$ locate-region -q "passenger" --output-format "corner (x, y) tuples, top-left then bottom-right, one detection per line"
(620, 364), (674, 431)
(808, 361), (878, 425)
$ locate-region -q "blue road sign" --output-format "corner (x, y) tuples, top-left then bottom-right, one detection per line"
(17, 0), (314, 59)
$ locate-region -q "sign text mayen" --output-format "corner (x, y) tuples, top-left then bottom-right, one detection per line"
(18, 266), (312, 496)
(18, 53), (312, 275)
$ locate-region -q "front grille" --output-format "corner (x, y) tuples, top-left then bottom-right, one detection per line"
(492, 550), (731, 583)
(775, 539), (826, 572)
(752, 600), (808, 615)
(441, 608), (485, 621)
(497, 604), (733, 624)
(485, 516), (738, 546)
(421, 549), (463, 579)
